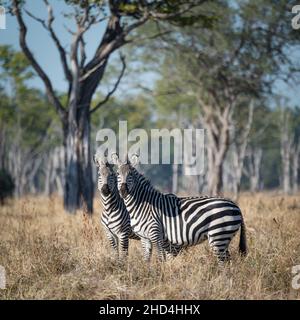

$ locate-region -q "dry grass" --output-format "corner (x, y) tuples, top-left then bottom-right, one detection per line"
(0, 193), (300, 300)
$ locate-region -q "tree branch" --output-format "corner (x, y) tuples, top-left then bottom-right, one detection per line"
(43, 0), (72, 83)
(79, 36), (87, 68)
(123, 12), (150, 36)
(25, 1), (72, 83)
(126, 30), (172, 44)
(90, 53), (126, 114)
(12, 0), (66, 121)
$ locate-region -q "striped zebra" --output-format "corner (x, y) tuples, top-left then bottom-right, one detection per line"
(94, 154), (179, 261)
(112, 153), (247, 263)
(93, 154), (140, 258)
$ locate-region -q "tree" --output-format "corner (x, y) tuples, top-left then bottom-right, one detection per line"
(144, 0), (300, 196)
(228, 100), (254, 200)
(0, 45), (59, 197)
(278, 106), (300, 194)
(10, 0), (210, 213)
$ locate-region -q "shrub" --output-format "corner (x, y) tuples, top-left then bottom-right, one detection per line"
(0, 168), (14, 204)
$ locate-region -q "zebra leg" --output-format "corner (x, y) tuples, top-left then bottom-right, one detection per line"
(105, 229), (119, 256)
(153, 238), (166, 262)
(150, 224), (166, 262)
(158, 241), (166, 262)
(216, 249), (230, 263)
(211, 246), (231, 265)
(141, 238), (152, 262)
(208, 235), (231, 264)
(162, 241), (181, 260)
(118, 232), (129, 258)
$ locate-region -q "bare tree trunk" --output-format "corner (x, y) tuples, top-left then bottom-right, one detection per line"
(44, 147), (65, 196)
(197, 97), (234, 196)
(245, 147), (263, 193)
(54, 147), (65, 196)
(63, 98), (94, 213)
(280, 110), (292, 194)
(44, 155), (53, 196)
(205, 119), (230, 196)
(197, 174), (205, 193)
(207, 158), (224, 195)
(181, 121), (201, 194)
(282, 151), (291, 194)
(291, 142), (300, 194)
(27, 158), (43, 194)
(172, 163), (179, 194)
(222, 156), (235, 194)
(230, 101), (254, 200)
(231, 147), (239, 198)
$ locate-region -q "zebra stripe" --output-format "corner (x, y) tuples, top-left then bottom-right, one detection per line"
(95, 159), (139, 258)
(116, 164), (247, 262)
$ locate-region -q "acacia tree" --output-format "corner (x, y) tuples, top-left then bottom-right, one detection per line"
(149, 0), (300, 195)
(242, 105), (270, 193)
(10, 0), (208, 213)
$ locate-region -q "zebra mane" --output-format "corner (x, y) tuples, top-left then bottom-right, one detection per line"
(131, 167), (176, 198)
(131, 168), (237, 204)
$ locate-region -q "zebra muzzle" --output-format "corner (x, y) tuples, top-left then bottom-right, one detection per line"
(120, 183), (128, 198)
(101, 184), (110, 196)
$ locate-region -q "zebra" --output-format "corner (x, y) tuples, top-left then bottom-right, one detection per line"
(94, 153), (179, 261)
(112, 153), (247, 263)
(93, 154), (140, 258)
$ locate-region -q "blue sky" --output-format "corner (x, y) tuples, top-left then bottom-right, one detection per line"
(0, 0), (157, 99)
(0, 1), (299, 107)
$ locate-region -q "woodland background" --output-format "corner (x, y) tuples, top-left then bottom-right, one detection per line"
(0, 0), (299, 210)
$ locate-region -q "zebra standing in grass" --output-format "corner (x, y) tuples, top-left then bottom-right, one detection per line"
(94, 153), (179, 261)
(93, 154), (140, 258)
(112, 153), (247, 263)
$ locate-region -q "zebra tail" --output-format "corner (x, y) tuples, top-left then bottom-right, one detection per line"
(239, 216), (247, 256)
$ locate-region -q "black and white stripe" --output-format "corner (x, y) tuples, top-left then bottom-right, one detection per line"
(114, 155), (247, 262)
(94, 155), (139, 258)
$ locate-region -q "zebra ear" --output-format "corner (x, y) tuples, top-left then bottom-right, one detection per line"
(94, 152), (107, 167)
(130, 154), (139, 167)
(111, 153), (121, 165)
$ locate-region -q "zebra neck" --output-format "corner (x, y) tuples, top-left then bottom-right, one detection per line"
(100, 189), (120, 211)
(127, 169), (162, 205)
(125, 169), (179, 217)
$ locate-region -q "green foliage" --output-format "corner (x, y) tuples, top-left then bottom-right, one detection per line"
(0, 45), (61, 158)
(64, 0), (105, 7)
(168, 13), (218, 28)
(154, 66), (198, 128)
(118, 3), (139, 15)
(92, 94), (152, 132)
(0, 46), (34, 88)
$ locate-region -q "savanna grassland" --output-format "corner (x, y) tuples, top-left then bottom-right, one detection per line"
(0, 193), (300, 300)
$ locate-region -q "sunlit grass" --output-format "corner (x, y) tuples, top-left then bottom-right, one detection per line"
(0, 193), (300, 299)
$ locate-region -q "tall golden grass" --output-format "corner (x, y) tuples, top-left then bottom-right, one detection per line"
(0, 193), (300, 299)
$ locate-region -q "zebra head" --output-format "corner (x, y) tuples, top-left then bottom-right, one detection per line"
(111, 153), (139, 199)
(93, 153), (115, 197)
